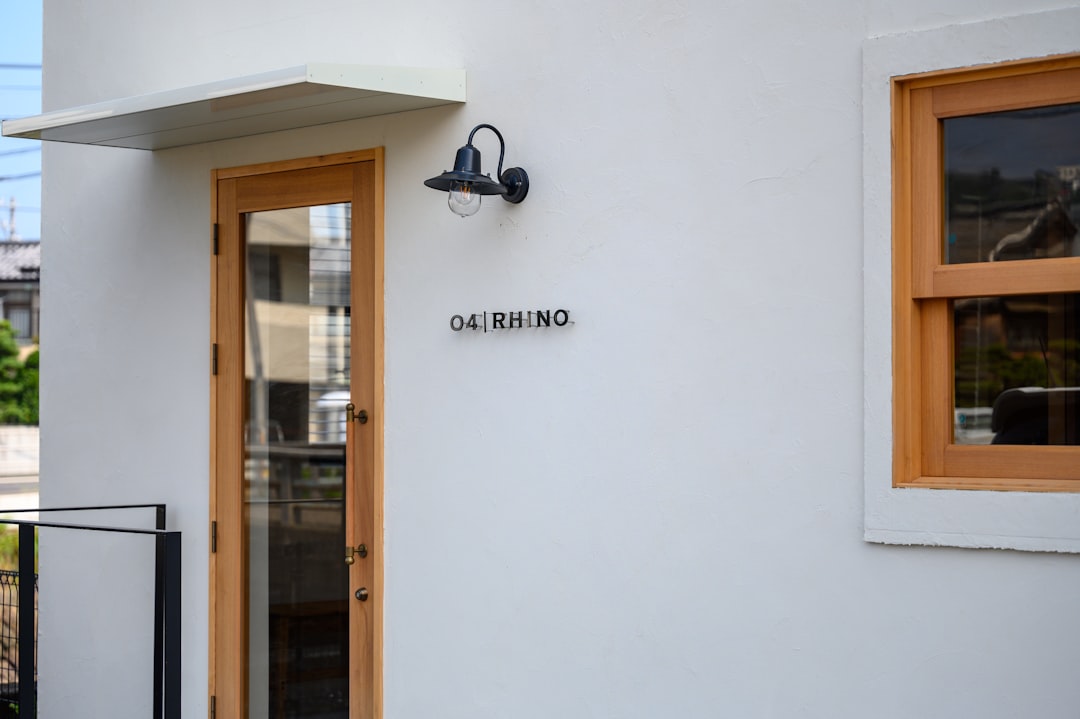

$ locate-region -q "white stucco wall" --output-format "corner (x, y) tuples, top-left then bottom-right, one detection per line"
(34, 1), (1080, 717)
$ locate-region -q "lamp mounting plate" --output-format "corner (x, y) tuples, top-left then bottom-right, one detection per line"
(500, 167), (529, 204)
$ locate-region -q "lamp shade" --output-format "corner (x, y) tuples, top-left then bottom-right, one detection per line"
(424, 144), (509, 195)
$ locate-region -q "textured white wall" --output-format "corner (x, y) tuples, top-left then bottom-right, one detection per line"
(36, 0), (1080, 717)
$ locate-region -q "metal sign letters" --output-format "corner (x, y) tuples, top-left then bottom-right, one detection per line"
(450, 309), (572, 333)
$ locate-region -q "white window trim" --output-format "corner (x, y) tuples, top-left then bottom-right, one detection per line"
(863, 6), (1080, 553)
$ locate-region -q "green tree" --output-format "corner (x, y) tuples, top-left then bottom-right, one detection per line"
(0, 320), (37, 425)
(18, 348), (38, 425)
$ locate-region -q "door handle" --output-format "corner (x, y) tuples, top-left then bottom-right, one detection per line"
(355, 587), (369, 602)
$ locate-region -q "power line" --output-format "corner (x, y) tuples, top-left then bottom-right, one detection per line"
(0, 64), (41, 70)
(0, 172), (41, 182)
(0, 148), (40, 157)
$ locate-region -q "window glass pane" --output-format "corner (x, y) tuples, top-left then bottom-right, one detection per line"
(954, 293), (1080, 445)
(944, 103), (1080, 264)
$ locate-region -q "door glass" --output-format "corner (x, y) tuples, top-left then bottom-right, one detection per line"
(245, 203), (352, 718)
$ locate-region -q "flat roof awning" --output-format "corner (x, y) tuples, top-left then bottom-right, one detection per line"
(1, 64), (466, 150)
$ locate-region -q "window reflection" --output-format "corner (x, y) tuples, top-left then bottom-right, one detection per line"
(945, 103), (1080, 264)
(954, 294), (1080, 445)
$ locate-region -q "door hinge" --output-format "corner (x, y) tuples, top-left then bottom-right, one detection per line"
(211, 521), (217, 553)
(212, 224), (219, 255)
(211, 343), (218, 376)
(210, 694), (216, 719)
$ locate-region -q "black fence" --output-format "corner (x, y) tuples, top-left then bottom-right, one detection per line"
(0, 505), (181, 719)
(0, 569), (35, 718)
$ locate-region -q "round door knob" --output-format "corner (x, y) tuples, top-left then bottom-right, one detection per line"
(355, 587), (369, 602)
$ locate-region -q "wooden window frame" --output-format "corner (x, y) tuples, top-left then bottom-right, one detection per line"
(893, 54), (1080, 492)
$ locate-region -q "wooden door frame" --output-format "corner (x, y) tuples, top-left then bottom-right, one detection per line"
(209, 149), (384, 719)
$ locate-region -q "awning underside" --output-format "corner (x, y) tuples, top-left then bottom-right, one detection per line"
(1, 64), (466, 150)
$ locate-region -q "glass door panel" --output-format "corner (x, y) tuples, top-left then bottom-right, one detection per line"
(245, 203), (352, 718)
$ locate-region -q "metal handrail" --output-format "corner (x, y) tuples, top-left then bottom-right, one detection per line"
(0, 505), (181, 719)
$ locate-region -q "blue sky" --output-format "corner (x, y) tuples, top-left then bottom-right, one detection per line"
(0, 3), (42, 241)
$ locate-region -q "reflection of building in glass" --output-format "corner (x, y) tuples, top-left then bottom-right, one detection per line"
(945, 100), (1080, 264)
(947, 196), (1080, 263)
(244, 204), (352, 717)
(954, 294), (1080, 445)
(947, 117), (1080, 445)
(245, 205), (352, 447)
(988, 199), (1078, 261)
(951, 186), (1080, 445)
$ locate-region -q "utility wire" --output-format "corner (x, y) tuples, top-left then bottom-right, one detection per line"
(0, 148), (40, 157)
(0, 64), (41, 70)
(0, 172), (41, 182)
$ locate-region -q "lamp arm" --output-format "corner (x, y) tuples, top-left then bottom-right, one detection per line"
(466, 123), (507, 180)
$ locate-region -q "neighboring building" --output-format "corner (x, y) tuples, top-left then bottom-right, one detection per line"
(0, 241), (39, 346)
(4, 3), (1080, 718)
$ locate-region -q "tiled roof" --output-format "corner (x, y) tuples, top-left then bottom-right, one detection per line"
(0, 241), (40, 282)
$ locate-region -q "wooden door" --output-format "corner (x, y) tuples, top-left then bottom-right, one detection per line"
(211, 150), (383, 719)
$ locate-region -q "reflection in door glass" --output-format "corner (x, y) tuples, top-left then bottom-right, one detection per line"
(245, 203), (351, 718)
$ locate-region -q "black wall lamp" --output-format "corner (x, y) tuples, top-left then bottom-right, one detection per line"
(424, 123), (529, 217)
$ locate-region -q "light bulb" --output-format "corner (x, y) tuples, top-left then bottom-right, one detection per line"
(448, 181), (481, 217)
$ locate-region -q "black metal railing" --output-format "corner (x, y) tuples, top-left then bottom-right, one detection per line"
(0, 569), (35, 718)
(0, 505), (181, 719)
